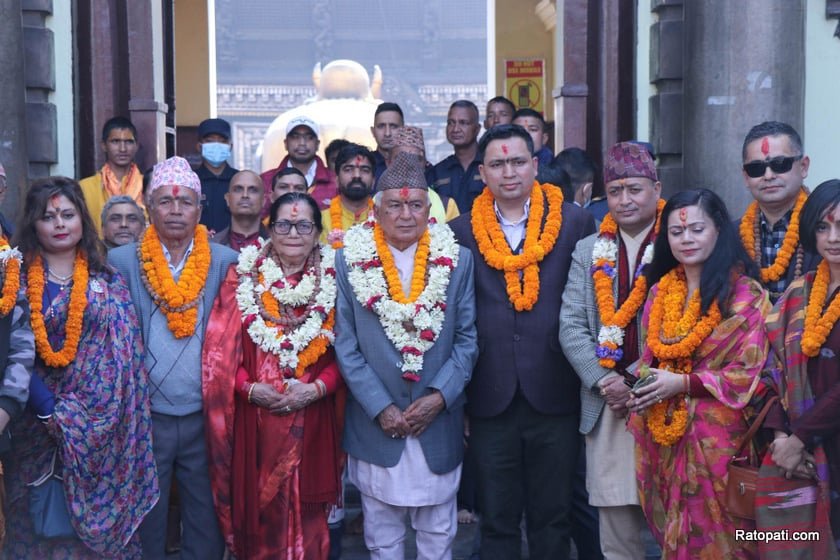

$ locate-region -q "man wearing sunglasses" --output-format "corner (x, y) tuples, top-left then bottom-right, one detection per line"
(739, 121), (819, 301)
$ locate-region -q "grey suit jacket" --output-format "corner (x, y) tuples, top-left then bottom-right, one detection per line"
(335, 245), (478, 475)
(559, 232), (644, 434)
(107, 240), (238, 343)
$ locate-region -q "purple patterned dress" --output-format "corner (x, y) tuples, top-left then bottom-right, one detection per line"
(3, 268), (159, 559)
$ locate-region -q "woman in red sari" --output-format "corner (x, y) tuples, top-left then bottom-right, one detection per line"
(757, 179), (840, 559)
(203, 192), (345, 560)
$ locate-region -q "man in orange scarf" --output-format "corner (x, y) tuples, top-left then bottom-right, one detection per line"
(80, 116), (144, 233)
(738, 121), (819, 302)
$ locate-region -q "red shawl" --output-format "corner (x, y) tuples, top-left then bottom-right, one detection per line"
(758, 273), (839, 559)
(202, 267), (345, 559)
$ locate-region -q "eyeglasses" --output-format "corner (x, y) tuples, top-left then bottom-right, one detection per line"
(743, 155), (802, 178)
(271, 220), (315, 235)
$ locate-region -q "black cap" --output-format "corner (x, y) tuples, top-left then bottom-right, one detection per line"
(198, 118), (231, 140)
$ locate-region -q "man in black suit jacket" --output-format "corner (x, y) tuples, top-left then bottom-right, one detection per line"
(449, 124), (596, 560)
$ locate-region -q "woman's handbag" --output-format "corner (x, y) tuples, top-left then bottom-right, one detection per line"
(726, 396), (778, 519)
(27, 448), (75, 539)
(726, 396), (813, 520)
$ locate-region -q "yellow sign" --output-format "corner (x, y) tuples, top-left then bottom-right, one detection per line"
(505, 59), (545, 114)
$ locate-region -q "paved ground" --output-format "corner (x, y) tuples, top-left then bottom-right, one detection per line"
(168, 482), (661, 559)
(338, 483), (481, 559)
(337, 483), (661, 559)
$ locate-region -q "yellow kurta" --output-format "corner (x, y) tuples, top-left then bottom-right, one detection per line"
(79, 164), (145, 232)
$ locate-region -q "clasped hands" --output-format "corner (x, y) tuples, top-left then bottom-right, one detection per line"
(377, 392), (445, 439)
(770, 432), (817, 481)
(249, 381), (320, 415)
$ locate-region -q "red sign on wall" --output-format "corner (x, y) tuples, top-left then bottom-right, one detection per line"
(505, 59), (545, 114)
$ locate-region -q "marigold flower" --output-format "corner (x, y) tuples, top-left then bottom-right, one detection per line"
(470, 182), (563, 311)
(27, 252), (88, 367)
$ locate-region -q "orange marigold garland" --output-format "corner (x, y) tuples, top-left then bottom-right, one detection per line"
(593, 199), (666, 367)
(802, 261), (840, 357)
(327, 197), (374, 249)
(138, 224), (211, 338)
(740, 188), (807, 283)
(644, 266), (723, 446)
(471, 182), (563, 311)
(374, 225), (430, 303)
(27, 252), (89, 367)
(0, 237), (21, 317)
(259, 289), (336, 377)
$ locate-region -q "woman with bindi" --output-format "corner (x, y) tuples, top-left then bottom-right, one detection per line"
(3, 177), (157, 558)
(203, 191), (345, 559)
(626, 188), (771, 558)
(755, 179), (840, 557)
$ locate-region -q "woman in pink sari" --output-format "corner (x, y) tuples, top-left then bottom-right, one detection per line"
(627, 189), (770, 559)
(202, 192), (345, 560)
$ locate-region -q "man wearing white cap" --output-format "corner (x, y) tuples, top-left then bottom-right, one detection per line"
(260, 116), (337, 212)
(108, 156), (238, 559)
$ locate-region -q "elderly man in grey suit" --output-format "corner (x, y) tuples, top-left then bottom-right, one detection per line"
(335, 152), (478, 559)
(108, 156), (238, 560)
(559, 142), (662, 559)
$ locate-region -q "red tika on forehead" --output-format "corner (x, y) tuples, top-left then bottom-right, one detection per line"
(50, 194), (61, 206)
(354, 155), (363, 165)
(760, 137), (770, 157)
(679, 207), (688, 225)
(399, 187), (410, 199)
(501, 144), (508, 155)
(172, 185), (180, 196)
(828, 210), (836, 223)
(290, 202), (299, 217)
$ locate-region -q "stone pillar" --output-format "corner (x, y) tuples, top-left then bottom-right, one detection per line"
(649, 0), (683, 197)
(557, 0), (589, 151)
(682, 1), (806, 216)
(558, 0), (635, 195)
(76, 0), (169, 177)
(23, 0), (58, 179)
(0, 0), (30, 217)
(75, 0), (127, 179)
(127, 0), (170, 171)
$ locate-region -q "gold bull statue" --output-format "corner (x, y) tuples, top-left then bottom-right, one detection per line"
(260, 59), (383, 172)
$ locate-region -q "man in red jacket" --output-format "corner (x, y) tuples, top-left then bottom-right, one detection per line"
(260, 116), (337, 213)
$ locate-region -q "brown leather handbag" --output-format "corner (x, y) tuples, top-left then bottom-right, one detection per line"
(725, 396), (778, 520)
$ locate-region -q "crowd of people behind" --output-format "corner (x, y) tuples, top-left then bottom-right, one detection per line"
(0, 94), (837, 560)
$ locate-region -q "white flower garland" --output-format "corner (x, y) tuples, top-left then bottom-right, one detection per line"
(594, 235), (655, 360)
(235, 240), (336, 371)
(343, 222), (458, 381)
(591, 237), (616, 263)
(0, 246), (22, 264)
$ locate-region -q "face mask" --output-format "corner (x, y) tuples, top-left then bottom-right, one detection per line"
(201, 142), (231, 166)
